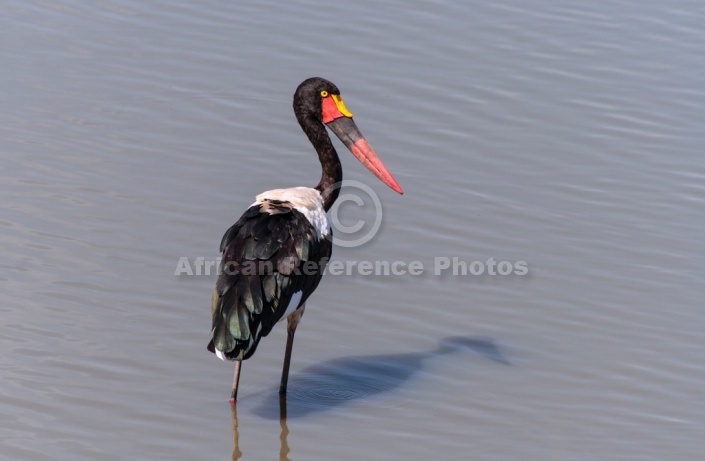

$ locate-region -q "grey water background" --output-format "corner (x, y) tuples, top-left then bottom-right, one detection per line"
(1, 0), (703, 460)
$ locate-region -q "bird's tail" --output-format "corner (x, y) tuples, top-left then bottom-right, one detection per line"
(208, 274), (267, 361)
(207, 286), (249, 361)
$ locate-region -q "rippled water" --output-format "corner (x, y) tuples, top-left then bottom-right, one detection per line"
(1, 0), (703, 460)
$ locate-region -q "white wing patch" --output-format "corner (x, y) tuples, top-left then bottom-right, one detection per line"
(278, 290), (303, 323)
(215, 348), (226, 361)
(253, 187), (330, 238)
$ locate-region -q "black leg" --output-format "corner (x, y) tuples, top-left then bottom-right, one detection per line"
(230, 360), (242, 404)
(279, 305), (305, 394)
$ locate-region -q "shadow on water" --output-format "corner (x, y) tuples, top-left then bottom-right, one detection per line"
(251, 335), (509, 420)
(229, 336), (509, 459)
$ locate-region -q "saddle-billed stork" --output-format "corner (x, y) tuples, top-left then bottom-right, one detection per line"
(208, 77), (403, 403)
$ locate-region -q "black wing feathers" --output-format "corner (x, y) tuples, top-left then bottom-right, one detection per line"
(208, 203), (331, 360)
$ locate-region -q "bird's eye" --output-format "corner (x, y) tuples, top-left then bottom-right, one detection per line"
(320, 90), (329, 97)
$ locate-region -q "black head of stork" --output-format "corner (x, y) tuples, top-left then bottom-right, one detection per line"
(294, 77), (403, 207)
(208, 78), (402, 403)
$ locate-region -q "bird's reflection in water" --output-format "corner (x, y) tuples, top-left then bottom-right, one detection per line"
(278, 395), (291, 461)
(230, 404), (242, 461)
(230, 395), (292, 461)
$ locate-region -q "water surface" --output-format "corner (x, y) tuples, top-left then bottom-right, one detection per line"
(1, 0), (703, 460)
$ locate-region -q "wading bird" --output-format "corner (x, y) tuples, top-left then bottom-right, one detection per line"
(208, 78), (403, 403)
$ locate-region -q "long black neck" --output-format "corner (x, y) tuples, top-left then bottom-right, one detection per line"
(297, 115), (342, 212)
